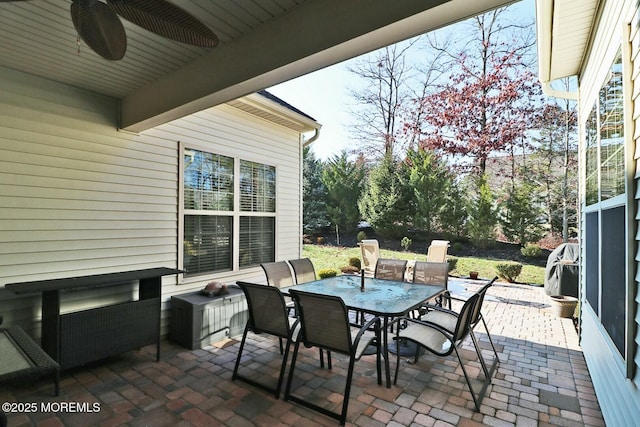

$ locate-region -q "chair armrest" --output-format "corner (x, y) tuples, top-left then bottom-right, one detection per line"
(353, 316), (382, 346)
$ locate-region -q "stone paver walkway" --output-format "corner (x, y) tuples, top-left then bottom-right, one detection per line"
(1, 281), (605, 426)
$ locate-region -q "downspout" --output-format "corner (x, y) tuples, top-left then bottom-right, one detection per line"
(302, 128), (321, 147)
(298, 127), (320, 257)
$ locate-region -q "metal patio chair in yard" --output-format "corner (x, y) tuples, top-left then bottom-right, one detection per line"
(392, 292), (489, 412)
(285, 290), (382, 425)
(358, 239), (380, 276)
(426, 239), (449, 263)
(287, 258), (316, 284)
(233, 281), (299, 399)
(374, 258), (408, 281)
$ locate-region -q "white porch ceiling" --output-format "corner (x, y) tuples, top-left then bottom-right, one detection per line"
(536, 0), (600, 83)
(0, 0), (516, 132)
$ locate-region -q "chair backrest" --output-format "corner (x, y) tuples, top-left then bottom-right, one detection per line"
(359, 239), (380, 273)
(452, 292), (480, 343)
(426, 240), (449, 263)
(288, 258), (316, 284)
(236, 281), (291, 338)
(289, 290), (352, 354)
(470, 276), (498, 326)
(261, 261), (294, 288)
(374, 258), (408, 281)
(412, 261), (449, 288)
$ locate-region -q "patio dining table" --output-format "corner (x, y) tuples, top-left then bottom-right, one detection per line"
(282, 275), (445, 387)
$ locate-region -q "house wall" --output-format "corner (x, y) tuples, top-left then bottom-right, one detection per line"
(0, 65), (303, 337)
(577, 0), (640, 425)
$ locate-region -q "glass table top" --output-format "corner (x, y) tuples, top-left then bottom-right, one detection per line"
(284, 275), (444, 316)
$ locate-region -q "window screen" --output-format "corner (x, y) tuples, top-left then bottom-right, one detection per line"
(239, 217), (275, 267)
(601, 206), (626, 356)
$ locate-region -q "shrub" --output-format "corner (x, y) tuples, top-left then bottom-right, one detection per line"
(340, 265), (360, 274)
(521, 244), (542, 258)
(495, 262), (523, 282)
(401, 236), (412, 251)
(357, 231), (368, 242)
(318, 268), (338, 279)
(348, 257), (361, 269)
(452, 242), (464, 253)
(447, 257), (458, 273)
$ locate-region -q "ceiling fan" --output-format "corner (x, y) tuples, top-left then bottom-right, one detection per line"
(1, 0), (219, 60)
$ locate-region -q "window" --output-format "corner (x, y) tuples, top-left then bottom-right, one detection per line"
(582, 51), (629, 362)
(183, 148), (276, 276)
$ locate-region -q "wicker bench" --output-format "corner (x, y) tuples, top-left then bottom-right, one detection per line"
(0, 325), (59, 396)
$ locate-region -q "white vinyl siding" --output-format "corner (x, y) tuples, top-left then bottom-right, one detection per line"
(0, 66), (307, 337)
(577, 1), (640, 425)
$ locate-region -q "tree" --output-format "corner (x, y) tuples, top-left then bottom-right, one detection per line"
(467, 174), (498, 248)
(499, 180), (545, 246)
(359, 154), (412, 238)
(347, 41), (418, 161)
(321, 152), (364, 241)
(529, 84), (578, 241)
(404, 147), (453, 236)
(406, 8), (541, 174)
(302, 146), (329, 234)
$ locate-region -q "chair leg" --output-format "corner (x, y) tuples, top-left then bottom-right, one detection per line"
(232, 324), (250, 380)
(481, 315), (500, 363)
(453, 345), (490, 412)
(469, 330), (491, 381)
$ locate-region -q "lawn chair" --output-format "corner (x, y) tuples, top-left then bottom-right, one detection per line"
(393, 292), (489, 412)
(358, 239), (379, 276)
(426, 239), (449, 263)
(285, 290), (381, 425)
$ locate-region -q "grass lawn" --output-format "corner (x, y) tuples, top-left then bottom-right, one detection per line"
(303, 244), (546, 285)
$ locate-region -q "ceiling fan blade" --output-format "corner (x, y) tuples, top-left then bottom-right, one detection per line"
(71, 0), (126, 60)
(106, 0), (219, 48)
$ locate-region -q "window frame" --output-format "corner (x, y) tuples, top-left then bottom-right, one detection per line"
(581, 45), (635, 378)
(179, 143), (277, 280)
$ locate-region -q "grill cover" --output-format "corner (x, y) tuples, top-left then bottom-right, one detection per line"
(544, 243), (579, 297)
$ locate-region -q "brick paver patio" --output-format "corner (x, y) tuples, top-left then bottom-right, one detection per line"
(1, 281), (605, 426)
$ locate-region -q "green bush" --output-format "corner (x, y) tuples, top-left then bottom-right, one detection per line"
(447, 257), (458, 273)
(521, 244), (542, 258)
(318, 268), (338, 279)
(452, 242), (464, 252)
(348, 257), (361, 269)
(357, 231), (368, 242)
(401, 236), (412, 251)
(495, 262), (523, 282)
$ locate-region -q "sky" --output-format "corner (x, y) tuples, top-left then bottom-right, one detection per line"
(268, 0), (536, 160)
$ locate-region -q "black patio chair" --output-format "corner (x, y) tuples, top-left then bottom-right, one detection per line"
(422, 277), (500, 380)
(285, 290), (382, 425)
(232, 281), (299, 398)
(412, 260), (450, 310)
(287, 258), (316, 284)
(374, 258), (408, 281)
(392, 292), (489, 412)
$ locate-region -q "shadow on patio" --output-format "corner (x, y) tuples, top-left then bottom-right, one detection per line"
(2, 282), (605, 427)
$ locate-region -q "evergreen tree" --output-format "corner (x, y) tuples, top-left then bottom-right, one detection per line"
(302, 146), (329, 234)
(321, 151), (364, 237)
(499, 180), (545, 246)
(467, 174), (497, 248)
(359, 154), (412, 238)
(405, 148), (451, 235)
